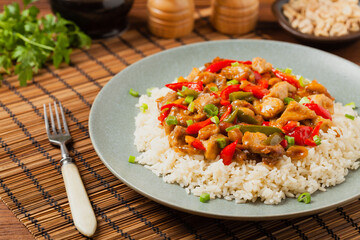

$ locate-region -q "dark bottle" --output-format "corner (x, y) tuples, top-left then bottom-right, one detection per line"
(50, 0), (134, 39)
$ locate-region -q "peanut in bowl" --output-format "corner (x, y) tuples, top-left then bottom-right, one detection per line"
(272, 0), (360, 44)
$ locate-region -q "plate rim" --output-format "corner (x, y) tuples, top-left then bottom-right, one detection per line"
(89, 39), (360, 220)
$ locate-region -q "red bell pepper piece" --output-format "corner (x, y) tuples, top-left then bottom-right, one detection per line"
(282, 121), (298, 133)
(220, 105), (232, 122)
(262, 121), (270, 126)
(272, 69), (301, 88)
(242, 85), (269, 99)
(205, 60), (252, 73)
(220, 84), (241, 105)
(220, 140), (238, 165)
(253, 70), (262, 81)
(280, 139), (288, 149)
(158, 109), (170, 122)
(303, 103), (332, 120)
(287, 126), (313, 146)
(257, 79), (269, 89)
(191, 139), (206, 151)
(165, 81), (204, 92)
(160, 103), (188, 111)
(205, 60), (237, 73)
(304, 121), (323, 147)
(310, 121), (323, 138)
(304, 138), (317, 147)
(186, 118), (212, 135)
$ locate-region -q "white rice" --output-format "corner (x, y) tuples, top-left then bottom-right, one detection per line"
(134, 87), (360, 204)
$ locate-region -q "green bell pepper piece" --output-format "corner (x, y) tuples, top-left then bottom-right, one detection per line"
(223, 108), (238, 123)
(237, 109), (259, 125)
(229, 91), (255, 102)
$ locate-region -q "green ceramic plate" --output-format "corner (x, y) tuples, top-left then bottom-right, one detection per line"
(89, 40), (360, 220)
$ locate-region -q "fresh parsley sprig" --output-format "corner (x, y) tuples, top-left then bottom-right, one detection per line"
(0, 0), (91, 86)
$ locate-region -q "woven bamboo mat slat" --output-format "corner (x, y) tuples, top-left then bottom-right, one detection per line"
(1, 1), (360, 239)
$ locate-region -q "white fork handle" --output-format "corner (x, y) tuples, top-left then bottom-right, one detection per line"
(62, 162), (97, 237)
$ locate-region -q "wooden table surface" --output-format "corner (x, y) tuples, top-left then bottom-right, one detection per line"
(0, 0), (359, 239)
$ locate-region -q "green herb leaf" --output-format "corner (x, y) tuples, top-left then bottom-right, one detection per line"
(0, 1), (91, 86)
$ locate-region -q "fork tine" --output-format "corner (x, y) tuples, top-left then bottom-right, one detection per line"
(54, 102), (62, 133)
(49, 103), (57, 134)
(43, 104), (51, 136)
(59, 102), (69, 134)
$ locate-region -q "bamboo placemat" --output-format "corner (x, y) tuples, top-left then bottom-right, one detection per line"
(1, 1), (360, 239)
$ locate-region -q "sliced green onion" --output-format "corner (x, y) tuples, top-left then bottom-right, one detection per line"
(299, 97), (310, 104)
(231, 62), (240, 67)
(299, 76), (310, 87)
(227, 79), (239, 85)
(216, 138), (227, 149)
(298, 192), (311, 204)
(211, 116), (220, 125)
(313, 135), (321, 145)
(128, 155), (136, 163)
(185, 95), (194, 104)
(129, 88), (139, 97)
(177, 91), (184, 97)
(188, 102), (195, 112)
(200, 193), (210, 203)
(345, 114), (355, 120)
(186, 120), (194, 126)
(146, 88), (155, 97)
(284, 68), (292, 74)
(204, 104), (218, 117)
(285, 135), (295, 147)
(139, 103), (148, 113)
(284, 97), (295, 105)
(210, 86), (219, 92)
(276, 68), (285, 72)
(225, 125), (241, 132)
(345, 102), (356, 109)
(165, 115), (178, 125)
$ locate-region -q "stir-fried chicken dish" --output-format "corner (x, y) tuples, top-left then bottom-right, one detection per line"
(156, 57), (335, 166)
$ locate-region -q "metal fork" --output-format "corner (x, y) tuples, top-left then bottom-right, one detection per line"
(44, 102), (97, 237)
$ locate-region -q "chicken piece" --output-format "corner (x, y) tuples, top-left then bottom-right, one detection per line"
(255, 97), (285, 119)
(308, 94), (334, 114)
(156, 91), (178, 109)
(168, 126), (202, 155)
(238, 107), (255, 117)
(231, 100), (256, 112)
(219, 121), (233, 134)
(233, 149), (247, 163)
(276, 101), (317, 126)
(195, 72), (217, 84)
(169, 107), (207, 127)
(314, 116), (334, 133)
(268, 77), (282, 86)
(286, 146), (308, 160)
(168, 126), (186, 148)
(252, 57), (272, 74)
(198, 124), (220, 140)
(220, 65), (251, 80)
(305, 80), (334, 100)
(228, 128), (243, 143)
(193, 93), (220, 114)
(216, 75), (228, 91)
(186, 68), (200, 81)
(204, 135), (222, 160)
(242, 132), (285, 157)
(265, 81), (297, 101)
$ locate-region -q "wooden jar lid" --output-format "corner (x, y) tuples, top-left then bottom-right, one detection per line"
(211, 0), (259, 35)
(213, 0), (259, 18)
(147, 0), (194, 38)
